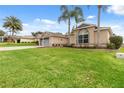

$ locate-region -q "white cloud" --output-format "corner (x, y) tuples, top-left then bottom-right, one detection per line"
(18, 18), (67, 36)
(41, 19), (56, 25)
(34, 18), (56, 25)
(34, 18), (41, 22)
(111, 25), (121, 30)
(87, 15), (96, 20)
(107, 5), (124, 15)
(22, 23), (29, 26)
(101, 23), (124, 35)
(110, 25), (123, 35)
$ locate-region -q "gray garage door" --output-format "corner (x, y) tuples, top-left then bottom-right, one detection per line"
(0, 37), (3, 42)
(41, 38), (49, 46)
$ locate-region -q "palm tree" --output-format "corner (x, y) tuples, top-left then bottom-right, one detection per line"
(58, 5), (72, 36)
(58, 5), (84, 44)
(97, 5), (109, 47)
(3, 16), (23, 36)
(88, 5), (108, 47)
(71, 6), (85, 45)
(32, 31), (43, 37)
(72, 6), (84, 28)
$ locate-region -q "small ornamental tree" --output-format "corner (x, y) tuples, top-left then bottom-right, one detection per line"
(0, 30), (5, 36)
(109, 36), (123, 49)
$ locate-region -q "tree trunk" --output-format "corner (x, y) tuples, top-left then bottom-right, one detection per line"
(76, 23), (78, 45)
(11, 30), (15, 43)
(12, 32), (14, 36)
(97, 6), (101, 47)
(10, 31), (11, 36)
(68, 18), (71, 45)
(68, 18), (71, 35)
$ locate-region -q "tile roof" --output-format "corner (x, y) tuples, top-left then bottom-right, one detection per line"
(36, 32), (67, 38)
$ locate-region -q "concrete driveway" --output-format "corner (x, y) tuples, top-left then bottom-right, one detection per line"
(0, 46), (39, 51)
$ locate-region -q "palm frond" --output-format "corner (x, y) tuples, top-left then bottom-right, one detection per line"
(58, 6), (70, 23)
(101, 5), (109, 12)
(72, 6), (84, 23)
(60, 5), (68, 13)
(3, 16), (23, 36)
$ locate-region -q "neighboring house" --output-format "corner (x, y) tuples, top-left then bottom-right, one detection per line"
(70, 23), (113, 48)
(14, 36), (37, 43)
(0, 36), (4, 42)
(36, 32), (68, 47)
(0, 36), (37, 43)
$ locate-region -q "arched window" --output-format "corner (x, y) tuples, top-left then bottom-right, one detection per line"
(78, 29), (89, 43)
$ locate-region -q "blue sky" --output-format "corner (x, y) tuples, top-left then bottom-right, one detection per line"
(0, 5), (124, 38)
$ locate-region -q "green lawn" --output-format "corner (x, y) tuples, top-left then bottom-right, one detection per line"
(0, 48), (124, 88)
(0, 43), (37, 47)
(120, 47), (124, 52)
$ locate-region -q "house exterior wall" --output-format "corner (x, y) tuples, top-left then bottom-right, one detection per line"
(70, 27), (96, 47)
(70, 32), (77, 44)
(20, 38), (36, 43)
(49, 36), (68, 46)
(87, 27), (96, 47)
(70, 27), (111, 48)
(94, 30), (111, 47)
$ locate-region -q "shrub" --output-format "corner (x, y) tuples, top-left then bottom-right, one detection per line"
(107, 43), (116, 49)
(93, 44), (97, 49)
(63, 44), (72, 47)
(35, 41), (39, 45)
(109, 36), (123, 49)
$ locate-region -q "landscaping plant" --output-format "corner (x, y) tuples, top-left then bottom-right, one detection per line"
(108, 36), (123, 49)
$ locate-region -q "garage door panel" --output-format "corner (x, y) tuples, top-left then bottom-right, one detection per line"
(40, 38), (49, 46)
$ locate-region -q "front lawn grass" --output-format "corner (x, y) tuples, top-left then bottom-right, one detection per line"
(119, 47), (124, 52)
(0, 48), (124, 88)
(0, 42), (37, 47)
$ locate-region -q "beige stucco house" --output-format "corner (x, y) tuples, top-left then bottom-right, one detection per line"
(19, 36), (37, 43)
(70, 23), (113, 48)
(37, 32), (68, 47)
(14, 36), (37, 43)
(36, 23), (112, 48)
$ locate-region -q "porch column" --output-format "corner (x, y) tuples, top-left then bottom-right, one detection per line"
(38, 39), (40, 46)
(42, 38), (44, 47)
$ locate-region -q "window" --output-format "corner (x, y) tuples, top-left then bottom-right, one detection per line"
(84, 35), (88, 43)
(78, 35), (83, 43)
(78, 30), (89, 44)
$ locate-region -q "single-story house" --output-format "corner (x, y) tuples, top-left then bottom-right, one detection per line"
(0, 36), (37, 43)
(14, 36), (37, 43)
(70, 23), (113, 47)
(36, 32), (68, 47)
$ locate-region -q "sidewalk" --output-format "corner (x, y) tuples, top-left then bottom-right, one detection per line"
(0, 46), (39, 51)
